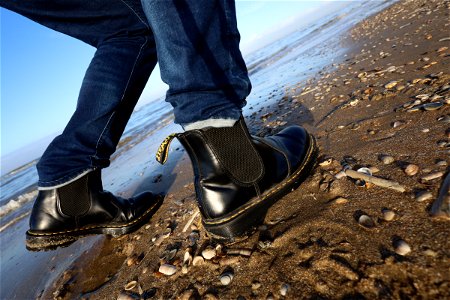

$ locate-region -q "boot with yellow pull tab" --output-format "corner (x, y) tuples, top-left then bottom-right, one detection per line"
(156, 117), (317, 241)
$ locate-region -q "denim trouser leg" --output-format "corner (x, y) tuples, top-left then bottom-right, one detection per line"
(140, 0), (251, 125)
(1, 0), (158, 188)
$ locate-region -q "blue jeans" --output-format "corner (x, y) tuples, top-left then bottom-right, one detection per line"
(1, 0), (251, 188)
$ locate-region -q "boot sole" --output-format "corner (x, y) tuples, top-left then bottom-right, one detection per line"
(203, 133), (318, 242)
(25, 196), (163, 251)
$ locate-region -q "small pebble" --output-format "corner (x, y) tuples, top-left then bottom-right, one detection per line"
(380, 155), (395, 165)
(415, 191), (433, 202)
(219, 272), (234, 286)
(358, 215), (375, 228)
(202, 247), (216, 260)
(159, 264), (177, 276)
(404, 164), (419, 176)
(280, 283), (290, 296)
(394, 240), (411, 256)
(382, 209), (396, 221)
(421, 128), (430, 133)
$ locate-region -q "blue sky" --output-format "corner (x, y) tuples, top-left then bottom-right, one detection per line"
(1, 1), (343, 171)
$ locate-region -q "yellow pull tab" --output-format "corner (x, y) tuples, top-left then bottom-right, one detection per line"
(156, 133), (179, 164)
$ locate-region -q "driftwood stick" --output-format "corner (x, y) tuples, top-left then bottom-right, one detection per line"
(430, 172), (450, 220)
(345, 169), (406, 192)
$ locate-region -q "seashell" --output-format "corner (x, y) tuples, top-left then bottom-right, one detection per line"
(404, 164), (419, 176)
(368, 166), (380, 173)
(332, 197), (348, 204)
(219, 272), (234, 286)
(423, 249), (438, 257)
(415, 94), (430, 100)
(252, 281), (262, 290)
(280, 283), (290, 296)
(357, 167), (372, 176)
(117, 291), (139, 300)
(319, 157), (333, 167)
(394, 240), (411, 256)
(202, 247), (216, 260)
(379, 155), (395, 165)
(385, 66), (397, 72)
(219, 257), (240, 266)
(192, 256), (205, 266)
(384, 81), (398, 89)
(183, 251), (192, 265)
(437, 140), (449, 148)
(203, 294), (218, 300)
(421, 172), (444, 182)
(382, 209), (395, 221)
(159, 264), (177, 276)
(415, 190), (433, 202)
(124, 281), (138, 291)
(357, 72), (367, 78)
(423, 102), (443, 111)
(358, 215), (375, 228)
(406, 105), (422, 113)
(392, 120), (405, 128)
(226, 248), (252, 257)
(179, 290), (194, 300)
(436, 160), (448, 167)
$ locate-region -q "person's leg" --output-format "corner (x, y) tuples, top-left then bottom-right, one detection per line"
(142, 0), (318, 240)
(1, 0), (163, 250)
(1, 0), (157, 187)
(140, 0), (251, 128)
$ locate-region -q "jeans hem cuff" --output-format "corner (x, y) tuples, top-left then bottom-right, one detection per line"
(38, 169), (95, 190)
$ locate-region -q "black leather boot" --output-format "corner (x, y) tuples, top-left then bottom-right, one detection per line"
(156, 117), (317, 241)
(26, 169), (162, 251)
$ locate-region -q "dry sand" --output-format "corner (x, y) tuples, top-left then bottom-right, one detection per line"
(41, 0), (449, 299)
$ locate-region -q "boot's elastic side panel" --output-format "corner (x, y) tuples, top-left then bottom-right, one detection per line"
(58, 174), (90, 217)
(201, 118), (264, 185)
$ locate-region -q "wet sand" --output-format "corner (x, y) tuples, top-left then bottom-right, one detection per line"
(3, 0), (449, 299)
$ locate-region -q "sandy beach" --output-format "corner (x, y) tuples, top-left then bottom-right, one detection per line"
(1, 0), (449, 299)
